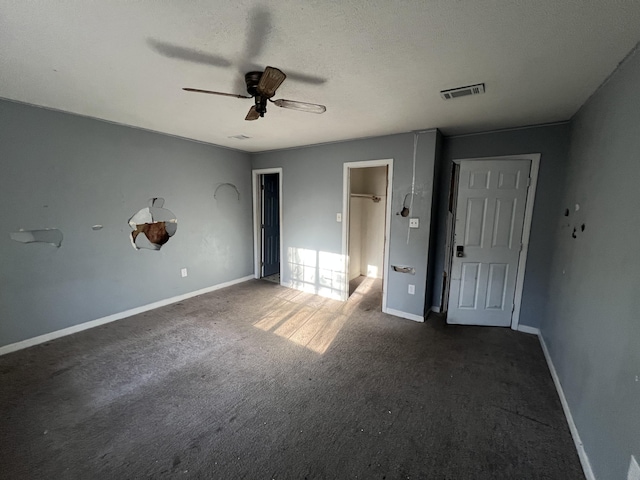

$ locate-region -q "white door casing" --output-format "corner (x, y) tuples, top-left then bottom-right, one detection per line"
(341, 159), (393, 312)
(447, 159), (531, 327)
(252, 168), (283, 284)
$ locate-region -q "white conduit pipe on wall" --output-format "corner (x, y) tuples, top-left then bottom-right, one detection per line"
(407, 132), (418, 244)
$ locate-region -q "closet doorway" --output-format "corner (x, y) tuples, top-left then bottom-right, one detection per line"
(342, 159), (393, 311)
(252, 167), (283, 284)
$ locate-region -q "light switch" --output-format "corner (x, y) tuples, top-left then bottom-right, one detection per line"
(181, 268), (188, 278)
(408, 284), (415, 295)
(409, 218), (419, 228)
(336, 213), (342, 222)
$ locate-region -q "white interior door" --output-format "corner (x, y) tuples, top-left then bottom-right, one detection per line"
(447, 159), (531, 326)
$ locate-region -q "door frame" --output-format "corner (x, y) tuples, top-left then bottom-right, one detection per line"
(341, 159), (393, 311)
(252, 167), (283, 284)
(443, 153), (540, 331)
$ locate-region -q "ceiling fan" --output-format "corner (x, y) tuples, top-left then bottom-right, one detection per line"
(183, 66), (326, 121)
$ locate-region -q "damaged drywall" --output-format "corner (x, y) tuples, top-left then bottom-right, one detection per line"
(10, 229), (63, 247)
(392, 265), (416, 275)
(214, 183), (240, 201)
(128, 198), (177, 251)
(562, 204), (587, 240)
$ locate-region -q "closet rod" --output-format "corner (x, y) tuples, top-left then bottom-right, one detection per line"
(350, 193), (384, 202)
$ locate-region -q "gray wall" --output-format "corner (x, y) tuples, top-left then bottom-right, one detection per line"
(542, 46), (640, 479)
(430, 123), (571, 328)
(251, 131), (438, 318)
(0, 100), (253, 347)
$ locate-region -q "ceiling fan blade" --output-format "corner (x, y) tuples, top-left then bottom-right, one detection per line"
(257, 66), (286, 98)
(183, 88), (251, 99)
(272, 99), (326, 114)
(245, 105), (260, 121)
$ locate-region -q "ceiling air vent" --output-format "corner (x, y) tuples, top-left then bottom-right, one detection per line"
(228, 134), (251, 140)
(440, 83), (485, 100)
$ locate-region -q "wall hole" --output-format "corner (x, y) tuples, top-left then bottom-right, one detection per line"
(128, 198), (177, 251)
(10, 229), (63, 247)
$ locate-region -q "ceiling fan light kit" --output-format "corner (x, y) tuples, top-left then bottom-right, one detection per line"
(184, 66), (326, 121)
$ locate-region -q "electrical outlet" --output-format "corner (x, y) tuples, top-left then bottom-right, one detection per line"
(181, 268), (188, 278)
(336, 213), (342, 222)
(408, 284), (415, 295)
(628, 455), (640, 480)
(409, 218), (419, 228)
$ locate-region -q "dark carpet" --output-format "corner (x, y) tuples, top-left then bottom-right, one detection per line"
(0, 278), (584, 479)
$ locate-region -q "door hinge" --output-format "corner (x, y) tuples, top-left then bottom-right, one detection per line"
(527, 177), (531, 187)
(261, 224), (265, 229)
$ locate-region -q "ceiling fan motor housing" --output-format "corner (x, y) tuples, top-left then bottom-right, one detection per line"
(245, 71), (267, 116)
(244, 71), (262, 97)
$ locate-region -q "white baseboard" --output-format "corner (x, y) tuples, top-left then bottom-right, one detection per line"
(538, 334), (595, 480)
(384, 307), (424, 323)
(0, 274), (255, 356)
(430, 305), (441, 313)
(517, 324), (540, 335)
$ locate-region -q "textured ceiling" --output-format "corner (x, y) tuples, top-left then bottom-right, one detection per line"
(1, 1), (639, 152)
